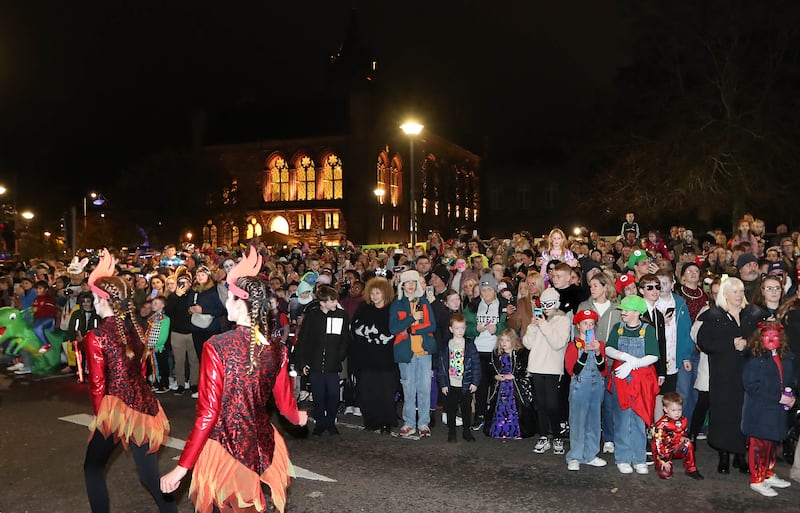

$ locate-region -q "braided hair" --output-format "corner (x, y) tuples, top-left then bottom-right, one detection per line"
(94, 275), (149, 360)
(234, 276), (275, 374)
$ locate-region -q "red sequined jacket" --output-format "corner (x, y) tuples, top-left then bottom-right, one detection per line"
(178, 326), (302, 475)
(87, 317), (158, 416)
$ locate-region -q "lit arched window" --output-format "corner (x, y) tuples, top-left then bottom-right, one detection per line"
(376, 152), (389, 205)
(322, 154), (343, 199)
(267, 156), (290, 202)
(245, 217), (262, 239)
(270, 215), (290, 235)
(203, 220), (218, 247)
(222, 220), (237, 247)
(390, 155), (402, 207)
(297, 156), (316, 201)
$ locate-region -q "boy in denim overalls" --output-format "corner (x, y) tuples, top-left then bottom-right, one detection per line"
(605, 295), (660, 475)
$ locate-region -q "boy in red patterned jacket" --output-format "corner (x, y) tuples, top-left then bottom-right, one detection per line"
(651, 392), (704, 480)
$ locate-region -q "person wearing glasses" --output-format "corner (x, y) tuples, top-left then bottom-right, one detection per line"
(639, 274), (669, 394)
(524, 287), (570, 455)
(751, 275), (785, 320)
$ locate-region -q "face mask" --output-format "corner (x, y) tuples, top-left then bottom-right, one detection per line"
(762, 329), (781, 351)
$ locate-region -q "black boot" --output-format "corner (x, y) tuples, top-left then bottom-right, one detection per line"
(733, 453), (749, 474)
(717, 451), (730, 474)
(462, 430), (476, 442)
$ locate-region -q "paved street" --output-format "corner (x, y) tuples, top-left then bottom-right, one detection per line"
(1, 371), (798, 513)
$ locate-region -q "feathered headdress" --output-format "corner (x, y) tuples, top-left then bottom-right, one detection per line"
(227, 246), (262, 299)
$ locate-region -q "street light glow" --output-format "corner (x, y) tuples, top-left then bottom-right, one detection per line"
(374, 188), (385, 197)
(0, 186), (6, 195)
(21, 211), (34, 220)
(186, 231), (193, 240)
(400, 121), (424, 135)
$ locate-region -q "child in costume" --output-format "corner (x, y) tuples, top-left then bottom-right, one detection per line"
(651, 392), (704, 480)
(605, 295), (660, 475)
(742, 323), (796, 496)
(485, 328), (535, 439)
(565, 309), (608, 470)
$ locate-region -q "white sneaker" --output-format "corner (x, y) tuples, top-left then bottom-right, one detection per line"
(14, 368), (32, 375)
(567, 460), (580, 471)
(603, 441), (615, 454)
(533, 436), (551, 454)
(634, 463), (649, 474)
(617, 463), (633, 474)
(191, 392), (199, 399)
(7, 362), (24, 372)
(552, 438), (565, 455)
(764, 475), (791, 488)
(695, 432), (707, 440)
(344, 406), (355, 415)
(586, 457), (608, 467)
(750, 482), (778, 497)
(351, 407), (362, 417)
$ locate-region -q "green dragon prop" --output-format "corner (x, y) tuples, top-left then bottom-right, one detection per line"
(0, 307), (64, 374)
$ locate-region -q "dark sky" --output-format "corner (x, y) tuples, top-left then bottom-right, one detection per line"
(0, 0), (631, 220)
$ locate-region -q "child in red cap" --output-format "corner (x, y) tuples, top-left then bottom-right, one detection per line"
(565, 308), (609, 470)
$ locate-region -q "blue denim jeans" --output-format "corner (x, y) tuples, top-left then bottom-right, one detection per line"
(33, 317), (55, 347)
(566, 369), (605, 463)
(676, 352), (699, 432)
(612, 388), (648, 464)
(399, 354), (432, 428)
(602, 375), (615, 444)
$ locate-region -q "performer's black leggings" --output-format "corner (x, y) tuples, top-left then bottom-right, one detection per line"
(84, 431), (177, 513)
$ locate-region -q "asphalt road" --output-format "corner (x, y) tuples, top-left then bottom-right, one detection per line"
(1, 371), (798, 513)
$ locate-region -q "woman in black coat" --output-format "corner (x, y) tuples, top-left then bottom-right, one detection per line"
(697, 277), (766, 474)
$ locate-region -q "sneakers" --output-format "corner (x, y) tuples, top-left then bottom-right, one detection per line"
(418, 425), (431, 437)
(174, 387), (185, 396)
(154, 387), (169, 394)
(470, 417), (484, 431)
(191, 392), (199, 399)
(586, 457), (608, 467)
(617, 463), (633, 474)
(344, 406), (355, 415)
(687, 471), (704, 480)
(462, 430), (475, 442)
(567, 460), (580, 471)
(351, 407), (362, 417)
(695, 432), (707, 440)
(533, 436), (551, 454)
(603, 441), (615, 454)
(6, 362), (24, 372)
(441, 413), (463, 426)
(398, 426), (417, 439)
(764, 475), (792, 488)
(750, 482), (778, 497)
(14, 368), (32, 375)
(552, 438), (565, 455)
(634, 463), (649, 475)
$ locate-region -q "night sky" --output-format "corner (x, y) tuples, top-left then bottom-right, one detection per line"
(6, 1), (797, 237)
(0, 1), (632, 221)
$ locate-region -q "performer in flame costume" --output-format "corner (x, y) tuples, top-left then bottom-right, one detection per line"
(83, 249), (177, 513)
(161, 247), (308, 513)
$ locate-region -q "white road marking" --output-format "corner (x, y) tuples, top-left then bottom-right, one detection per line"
(59, 413), (336, 482)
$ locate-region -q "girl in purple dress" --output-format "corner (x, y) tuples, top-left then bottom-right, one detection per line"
(486, 328), (536, 438)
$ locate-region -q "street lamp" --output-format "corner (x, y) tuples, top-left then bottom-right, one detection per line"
(400, 121), (423, 246)
(0, 186), (6, 196)
(20, 211), (34, 220)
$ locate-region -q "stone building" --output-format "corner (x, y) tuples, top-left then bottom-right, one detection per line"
(193, 11), (480, 248)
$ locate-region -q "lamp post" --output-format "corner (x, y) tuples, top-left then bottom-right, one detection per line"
(400, 121), (423, 246)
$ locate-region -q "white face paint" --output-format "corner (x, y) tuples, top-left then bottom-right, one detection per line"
(223, 259), (236, 274)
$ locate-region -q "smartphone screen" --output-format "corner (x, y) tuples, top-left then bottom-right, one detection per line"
(586, 328), (595, 343)
(533, 307), (543, 318)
